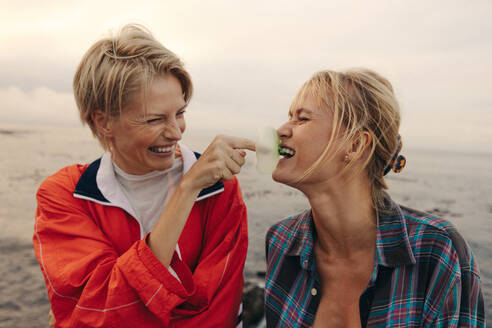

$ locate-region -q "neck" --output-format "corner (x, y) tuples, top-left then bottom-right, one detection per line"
(301, 174), (377, 258)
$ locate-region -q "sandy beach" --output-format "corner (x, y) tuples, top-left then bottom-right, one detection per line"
(1, 123), (491, 327)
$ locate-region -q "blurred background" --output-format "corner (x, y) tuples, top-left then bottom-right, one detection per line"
(0, 1), (491, 326)
(1, 0), (491, 150)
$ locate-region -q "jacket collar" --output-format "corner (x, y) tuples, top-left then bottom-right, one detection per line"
(286, 195), (416, 270)
(73, 142), (224, 215)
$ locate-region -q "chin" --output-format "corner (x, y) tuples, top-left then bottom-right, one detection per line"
(272, 169), (290, 186)
(274, 169), (308, 193)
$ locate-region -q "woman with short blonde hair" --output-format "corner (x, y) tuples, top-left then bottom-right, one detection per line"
(34, 24), (255, 327)
(265, 69), (484, 327)
(73, 25), (193, 149)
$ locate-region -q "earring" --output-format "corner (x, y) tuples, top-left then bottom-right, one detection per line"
(344, 154), (350, 163)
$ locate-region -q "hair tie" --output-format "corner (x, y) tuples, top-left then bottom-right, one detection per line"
(383, 135), (406, 176)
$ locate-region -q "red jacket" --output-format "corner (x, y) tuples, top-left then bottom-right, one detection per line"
(33, 148), (248, 327)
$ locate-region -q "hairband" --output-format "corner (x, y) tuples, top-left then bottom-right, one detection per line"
(383, 135), (406, 176)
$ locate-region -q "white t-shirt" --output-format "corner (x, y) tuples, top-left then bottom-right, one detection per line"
(113, 158), (184, 235)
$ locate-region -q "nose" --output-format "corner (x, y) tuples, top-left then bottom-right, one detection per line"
(277, 121), (292, 139)
(163, 119), (182, 141)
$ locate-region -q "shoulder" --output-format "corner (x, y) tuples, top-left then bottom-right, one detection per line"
(36, 163), (89, 203)
(400, 205), (479, 277)
(401, 205), (457, 234)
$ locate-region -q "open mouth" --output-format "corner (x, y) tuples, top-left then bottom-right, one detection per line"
(279, 146), (295, 158)
(148, 145), (174, 154)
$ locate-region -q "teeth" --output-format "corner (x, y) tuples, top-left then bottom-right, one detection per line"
(150, 145), (174, 153)
(279, 147), (295, 157)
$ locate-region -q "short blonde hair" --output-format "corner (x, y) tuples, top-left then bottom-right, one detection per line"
(73, 24), (193, 148)
(292, 69), (401, 208)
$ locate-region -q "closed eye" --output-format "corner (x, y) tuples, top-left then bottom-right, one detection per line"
(146, 118), (162, 124)
(291, 116), (309, 124)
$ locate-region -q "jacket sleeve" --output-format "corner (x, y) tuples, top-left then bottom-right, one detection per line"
(33, 170), (247, 328)
(168, 177), (248, 327)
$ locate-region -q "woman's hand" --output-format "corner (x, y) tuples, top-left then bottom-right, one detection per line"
(148, 135), (254, 267)
(182, 135), (256, 192)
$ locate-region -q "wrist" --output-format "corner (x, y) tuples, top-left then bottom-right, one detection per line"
(178, 174), (202, 197)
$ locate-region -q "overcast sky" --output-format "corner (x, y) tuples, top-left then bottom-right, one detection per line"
(0, 0), (491, 153)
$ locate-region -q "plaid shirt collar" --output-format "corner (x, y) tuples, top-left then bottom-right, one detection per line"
(284, 196), (416, 274)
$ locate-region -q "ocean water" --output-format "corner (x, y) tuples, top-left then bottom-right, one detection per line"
(1, 123), (491, 325)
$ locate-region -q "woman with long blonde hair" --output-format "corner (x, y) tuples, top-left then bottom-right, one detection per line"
(265, 69), (484, 327)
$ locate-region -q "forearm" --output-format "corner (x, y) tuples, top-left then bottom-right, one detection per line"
(149, 135), (254, 269)
(172, 180), (248, 326)
(147, 177), (201, 267)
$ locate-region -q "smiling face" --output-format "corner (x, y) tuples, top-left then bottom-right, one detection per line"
(272, 90), (346, 188)
(104, 74), (187, 175)
(273, 69), (403, 207)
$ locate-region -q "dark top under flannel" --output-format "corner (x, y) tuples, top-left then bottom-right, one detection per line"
(265, 196), (485, 327)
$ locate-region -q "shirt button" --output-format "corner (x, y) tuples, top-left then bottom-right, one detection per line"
(311, 288), (317, 296)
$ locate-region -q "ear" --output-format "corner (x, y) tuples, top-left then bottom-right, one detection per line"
(92, 111), (113, 138)
(348, 131), (372, 160)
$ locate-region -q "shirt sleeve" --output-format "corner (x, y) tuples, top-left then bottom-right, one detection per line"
(431, 272), (485, 327)
(457, 270), (486, 327)
(429, 232), (486, 328)
(33, 172), (247, 328)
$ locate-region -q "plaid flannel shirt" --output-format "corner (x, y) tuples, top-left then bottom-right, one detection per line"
(265, 196), (485, 327)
